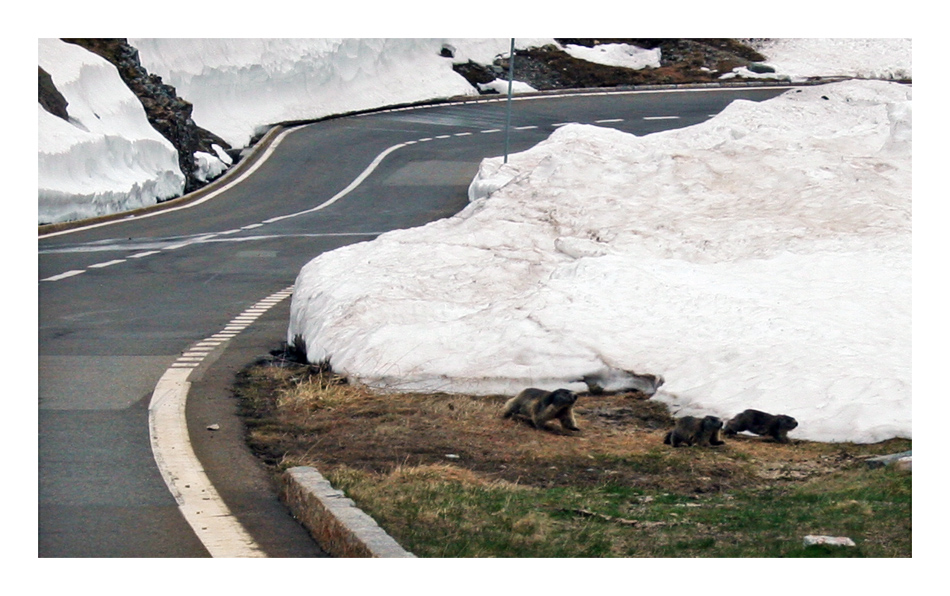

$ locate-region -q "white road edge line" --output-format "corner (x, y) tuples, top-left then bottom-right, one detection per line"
(148, 285), (294, 558)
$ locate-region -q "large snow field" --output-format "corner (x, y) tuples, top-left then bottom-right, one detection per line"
(288, 79), (911, 444)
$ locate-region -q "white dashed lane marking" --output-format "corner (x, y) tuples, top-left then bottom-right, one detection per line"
(88, 259), (127, 269)
(42, 270), (85, 281)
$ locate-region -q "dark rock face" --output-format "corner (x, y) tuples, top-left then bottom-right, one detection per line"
(60, 38), (232, 194)
(38, 66), (69, 121)
(452, 61), (501, 90)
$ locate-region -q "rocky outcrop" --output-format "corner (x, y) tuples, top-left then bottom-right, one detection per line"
(60, 38), (233, 194)
(38, 66), (69, 120)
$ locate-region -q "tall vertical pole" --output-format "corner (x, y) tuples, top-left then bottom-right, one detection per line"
(504, 38), (515, 164)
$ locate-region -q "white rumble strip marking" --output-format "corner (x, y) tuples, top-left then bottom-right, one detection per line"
(148, 285), (294, 557)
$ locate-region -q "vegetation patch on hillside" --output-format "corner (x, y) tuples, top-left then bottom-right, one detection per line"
(234, 347), (911, 557)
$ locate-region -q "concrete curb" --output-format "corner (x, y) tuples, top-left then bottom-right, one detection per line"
(278, 466), (416, 558)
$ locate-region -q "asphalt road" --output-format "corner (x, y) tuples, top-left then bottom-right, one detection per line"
(38, 85), (790, 557)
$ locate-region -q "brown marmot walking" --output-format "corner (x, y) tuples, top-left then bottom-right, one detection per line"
(724, 409), (798, 443)
(663, 415), (725, 447)
(502, 388), (580, 432)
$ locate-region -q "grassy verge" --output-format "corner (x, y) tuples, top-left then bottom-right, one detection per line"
(233, 349), (911, 558)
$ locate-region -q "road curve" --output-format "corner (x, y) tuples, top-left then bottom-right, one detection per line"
(38, 85), (792, 557)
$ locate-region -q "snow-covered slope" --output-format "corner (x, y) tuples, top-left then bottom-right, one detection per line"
(750, 38), (912, 81)
(562, 43), (662, 69)
(288, 80), (911, 444)
(38, 39), (185, 224)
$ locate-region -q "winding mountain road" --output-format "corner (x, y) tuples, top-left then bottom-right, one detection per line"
(38, 85), (790, 557)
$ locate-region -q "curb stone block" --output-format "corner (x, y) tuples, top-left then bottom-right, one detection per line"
(279, 466), (415, 558)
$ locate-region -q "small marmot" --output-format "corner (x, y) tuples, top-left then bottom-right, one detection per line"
(502, 388), (580, 432)
(724, 409), (798, 443)
(663, 415), (725, 447)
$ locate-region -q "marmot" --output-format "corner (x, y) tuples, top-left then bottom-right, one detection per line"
(724, 409), (798, 443)
(663, 415), (725, 447)
(502, 388), (580, 432)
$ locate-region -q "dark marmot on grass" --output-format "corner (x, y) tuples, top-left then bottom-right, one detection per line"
(724, 409), (798, 443)
(502, 388), (580, 432)
(663, 415), (725, 447)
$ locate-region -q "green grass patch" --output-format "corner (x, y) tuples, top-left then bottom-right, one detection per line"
(326, 463), (911, 558)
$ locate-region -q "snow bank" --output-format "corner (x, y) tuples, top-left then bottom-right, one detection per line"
(749, 38), (912, 81)
(477, 79), (537, 94)
(38, 39), (184, 224)
(194, 144), (233, 183)
(130, 38), (484, 148)
(288, 80), (911, 444)
(563, 43), (661, 69)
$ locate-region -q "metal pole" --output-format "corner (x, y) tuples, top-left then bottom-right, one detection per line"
(504, 38), (515, 163)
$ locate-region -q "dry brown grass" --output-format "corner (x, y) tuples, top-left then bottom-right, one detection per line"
(234, 352), (909, 494)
